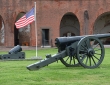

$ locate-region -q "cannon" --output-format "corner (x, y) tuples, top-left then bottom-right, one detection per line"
(27, 33), (110, 70)
(0, 45), (25, 60)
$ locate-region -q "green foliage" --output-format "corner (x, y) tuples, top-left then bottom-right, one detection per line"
(0, 48), (110, 85)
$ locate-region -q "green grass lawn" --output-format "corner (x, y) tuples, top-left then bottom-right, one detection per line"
(0, 48), (110, 85)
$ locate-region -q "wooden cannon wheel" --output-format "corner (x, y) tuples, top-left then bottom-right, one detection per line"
(76, 36), (105, 69)
(60, 54), (80, 67)
(60, 41), (80, 67)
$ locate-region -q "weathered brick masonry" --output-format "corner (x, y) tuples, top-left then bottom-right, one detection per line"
(0, 0), (110, 47)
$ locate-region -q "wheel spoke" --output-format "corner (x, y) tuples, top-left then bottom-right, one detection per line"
(85, 56), (89, 65)
(89, 57), (91, 66)
(81, 45), (88, 51)
(65, 56), (69, 62)
(70, 57), (72, 64)
(94, 48), (101, 51)
(93, 43), (99, 49)
(91, 40), (95, 47)
(81, 54), (87, 61)
(79, 49), (87, 54)
(94, 52), (101, 55)
(79, 49), (87, 52)
(85, 38), (91, 48)
(93, 55), (100, 61)
(91, 56), (96, 65)
(72, 57), (76, 65)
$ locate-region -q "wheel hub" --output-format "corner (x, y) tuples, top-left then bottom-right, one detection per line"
(87, 48), (95, 57)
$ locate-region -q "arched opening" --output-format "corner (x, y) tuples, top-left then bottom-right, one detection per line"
(60, 12), (80, 37)
(15, 12), (31, 46)
(94, 12), (110, 44)
(0, 15), (5, 46)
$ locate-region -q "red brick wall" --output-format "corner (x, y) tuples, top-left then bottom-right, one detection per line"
(0, 0), (110, 47)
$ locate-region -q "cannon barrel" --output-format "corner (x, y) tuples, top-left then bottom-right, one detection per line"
(55, 33), (110, 48)
(8, 45), (22, 54)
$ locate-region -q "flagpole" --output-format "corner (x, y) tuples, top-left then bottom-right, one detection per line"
(34, 2), (37, 57)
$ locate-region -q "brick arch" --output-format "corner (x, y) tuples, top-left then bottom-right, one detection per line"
(94, 11), (110, 34)
(14, 12), (31, 46)
(0, 15), (5, 30)
(0, 15), (5, 46)
(15, 12), (26, 22)
(93, 11), (110, 44)
(60, 12), (80, 37)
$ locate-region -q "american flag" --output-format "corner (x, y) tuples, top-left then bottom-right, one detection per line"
(15, 7), (35, 29)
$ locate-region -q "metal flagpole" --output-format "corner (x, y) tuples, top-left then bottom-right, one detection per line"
(34, 2), (37, 57)
(32, 2), (42, 59)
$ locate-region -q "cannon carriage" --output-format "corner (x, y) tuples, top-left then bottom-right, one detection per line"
(27, 33), (110, 70)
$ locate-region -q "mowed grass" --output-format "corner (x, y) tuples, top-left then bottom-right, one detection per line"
(0, 48), (110, 85)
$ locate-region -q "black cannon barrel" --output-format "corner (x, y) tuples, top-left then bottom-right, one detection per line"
(55, 36), (82, 47)
(8, 45), (22, 54)
(55, 33), (110, 47)
(92, 33), (110, 39)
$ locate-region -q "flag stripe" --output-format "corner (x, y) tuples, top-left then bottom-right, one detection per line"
(15, 16), (34, 28)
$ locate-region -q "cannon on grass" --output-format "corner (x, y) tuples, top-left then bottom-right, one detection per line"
(0, 45), (25, 60)
(27, 33), (110, 70)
